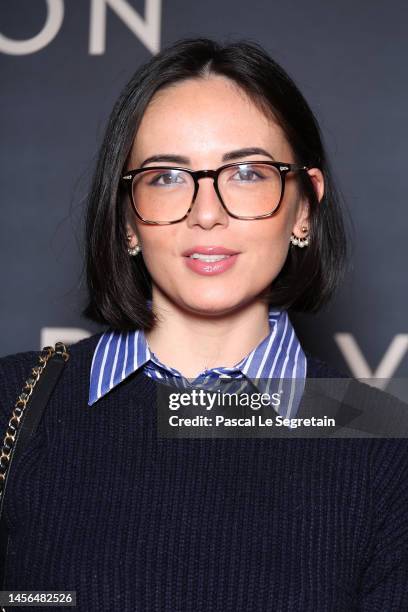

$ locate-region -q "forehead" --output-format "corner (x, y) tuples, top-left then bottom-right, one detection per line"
(130, 75), (293, 164)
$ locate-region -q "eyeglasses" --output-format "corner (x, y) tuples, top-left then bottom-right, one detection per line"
(121, 161), (309, 225)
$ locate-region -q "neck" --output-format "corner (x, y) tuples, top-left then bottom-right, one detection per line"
(145, 291), (271, 379)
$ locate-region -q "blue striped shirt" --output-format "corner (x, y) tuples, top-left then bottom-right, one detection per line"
(89, 308), (307, 417)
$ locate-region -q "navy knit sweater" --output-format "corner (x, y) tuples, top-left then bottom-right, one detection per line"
(1, 334), (408, 611)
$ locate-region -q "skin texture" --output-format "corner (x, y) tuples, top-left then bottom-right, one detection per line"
(125, 75), (324, 378)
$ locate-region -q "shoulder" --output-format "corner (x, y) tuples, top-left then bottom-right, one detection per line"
(304, 350), (349, 378)
(0, 333), (105, 429)
(63, 331), (105, 362)
(0, 333), (104, 378)
(304, 350), (408, 440)
(0, 349), (42, 434)
(0, 349), (41, 410)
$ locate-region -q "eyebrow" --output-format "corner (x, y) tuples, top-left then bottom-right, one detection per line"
(140, 147), (276, 167)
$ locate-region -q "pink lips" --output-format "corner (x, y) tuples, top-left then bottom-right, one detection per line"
(182, 245), (240, 276)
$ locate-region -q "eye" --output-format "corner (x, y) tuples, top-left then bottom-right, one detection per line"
(148, 170), (186, 186)
(231, 166), (264, 182)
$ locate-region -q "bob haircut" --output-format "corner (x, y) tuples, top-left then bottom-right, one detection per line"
(84, 37), (348, 331)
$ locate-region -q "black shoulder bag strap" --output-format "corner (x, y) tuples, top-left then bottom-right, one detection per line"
(0, 342), (69, 592)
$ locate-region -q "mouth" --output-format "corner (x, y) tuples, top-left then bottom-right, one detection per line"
(182, 246), (240, 276)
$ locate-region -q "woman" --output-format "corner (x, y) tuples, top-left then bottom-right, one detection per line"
(1, 38), (407, 611)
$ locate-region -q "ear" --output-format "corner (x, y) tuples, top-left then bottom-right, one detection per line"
(125, 202), (140, 249)
(292, 167), (324, 237)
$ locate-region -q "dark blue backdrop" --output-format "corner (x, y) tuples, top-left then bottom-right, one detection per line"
(1, 1), (407, 390)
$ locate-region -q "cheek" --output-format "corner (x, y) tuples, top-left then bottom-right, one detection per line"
(251, 241), (290, 288)
(136, 227), (177, 274)
(246, 223), (290, 271)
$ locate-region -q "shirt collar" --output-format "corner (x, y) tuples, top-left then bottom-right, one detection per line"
(88, 307), (306, 412)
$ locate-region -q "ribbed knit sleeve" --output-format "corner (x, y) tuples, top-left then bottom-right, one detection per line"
(357, 439), (408, 610)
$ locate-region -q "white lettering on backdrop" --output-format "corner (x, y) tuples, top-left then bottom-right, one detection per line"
(0, 0), (161, 55)
(334, 333), (408, 389)
(0, 0), (64, 55)
(90, 0), (161, 54)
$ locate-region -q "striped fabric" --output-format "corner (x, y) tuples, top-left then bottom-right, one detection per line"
(88, 308), (307, 417)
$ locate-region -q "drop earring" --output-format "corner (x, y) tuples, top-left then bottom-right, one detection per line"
(127, 244), (141, 256)
(290, 226), (310, 248)
(126, 234), (141, 256)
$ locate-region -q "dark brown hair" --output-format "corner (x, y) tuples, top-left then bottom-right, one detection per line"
(83, 37), (348, 330)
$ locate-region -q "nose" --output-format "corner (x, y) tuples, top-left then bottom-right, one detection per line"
(186, 176), (229, 230)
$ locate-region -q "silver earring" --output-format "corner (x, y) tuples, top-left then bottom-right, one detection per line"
(128, 244), (141, 256)
(290, 232), (310, 248)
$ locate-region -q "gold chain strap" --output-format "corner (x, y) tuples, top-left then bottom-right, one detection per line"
(0, 342), (69, 498)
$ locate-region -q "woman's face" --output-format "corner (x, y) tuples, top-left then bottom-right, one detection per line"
(126, 75), (323, 317)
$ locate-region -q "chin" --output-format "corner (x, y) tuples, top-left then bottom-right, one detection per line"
(178, 292), (251, 318)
